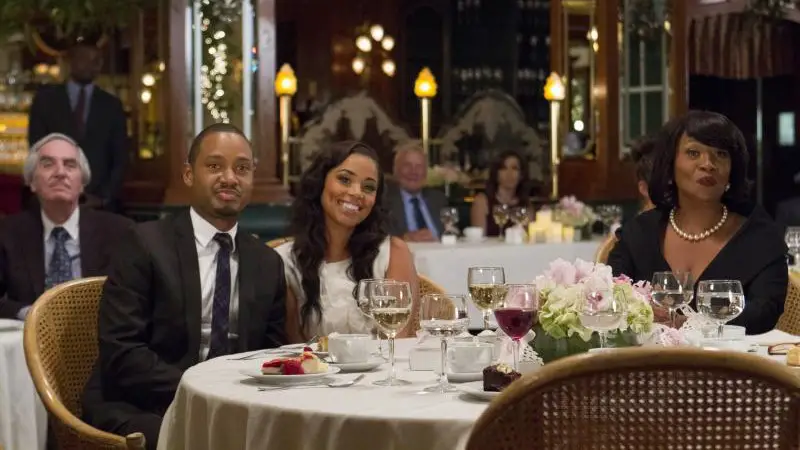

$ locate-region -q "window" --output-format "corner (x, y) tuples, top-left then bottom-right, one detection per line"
(778, 112), (796, 147)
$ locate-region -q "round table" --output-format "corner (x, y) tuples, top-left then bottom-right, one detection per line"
(0, 320), (47, 450)
(157, 339), (487, 450)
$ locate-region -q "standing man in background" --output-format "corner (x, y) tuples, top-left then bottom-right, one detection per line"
(28, 39), (128, 211)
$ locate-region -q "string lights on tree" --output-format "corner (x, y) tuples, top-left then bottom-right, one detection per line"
(199, 0), (240, 123)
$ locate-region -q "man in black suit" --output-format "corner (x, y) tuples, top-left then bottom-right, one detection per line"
(0, 133), (132, 319)
(386, 142), (448, 241)
(82, 123), (287, 449)
(27, 41), (128, 210)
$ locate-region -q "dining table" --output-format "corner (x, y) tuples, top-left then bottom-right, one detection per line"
(0, 319), (47, 450)
(157, 330), (800, 450)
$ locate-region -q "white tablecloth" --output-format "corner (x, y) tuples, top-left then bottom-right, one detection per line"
(157, 339), (484, 450)
(409, 240), (600, 328)
(0, 322), (47, 450)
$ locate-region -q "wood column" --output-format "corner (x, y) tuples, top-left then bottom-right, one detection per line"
(669, 0), (688, 116)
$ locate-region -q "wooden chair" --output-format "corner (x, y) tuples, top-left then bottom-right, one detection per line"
(777, 271), (800, 335)
(467, 347), (800, 450)
(23, 277), (145, 450)
(266, 236), (293, 248)
(594, 234), (617, 264)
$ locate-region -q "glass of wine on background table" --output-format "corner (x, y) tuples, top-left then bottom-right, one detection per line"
(696, 280), (745, 339)
(467, 267), (507, 330)
(369, 280), (413, 386)
(494, 284), (538, 371)
(492, 204), (510, 239)
(651, 271), (694, 328)
(419, 294), (469, 393)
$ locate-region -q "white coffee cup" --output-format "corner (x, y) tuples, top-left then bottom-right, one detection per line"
(328, 334), (373, 363)
(447, 342), (493, 373)
(463, 226), (484, 242)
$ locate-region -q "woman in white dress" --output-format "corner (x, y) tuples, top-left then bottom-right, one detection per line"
(276, 141), (418, 341)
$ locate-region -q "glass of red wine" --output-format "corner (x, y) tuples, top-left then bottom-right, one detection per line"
(493, 284), (539, 371)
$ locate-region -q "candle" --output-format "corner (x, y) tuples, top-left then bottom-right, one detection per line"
(536, 209), (553, 225)
(548, 223), (563, 243)
(562, 226), (575, 242)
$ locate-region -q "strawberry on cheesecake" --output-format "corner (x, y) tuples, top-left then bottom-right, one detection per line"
(261, 350), (329, 375)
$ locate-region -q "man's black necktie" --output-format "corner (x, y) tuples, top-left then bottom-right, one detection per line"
(410, 196), (428, 230)
(207, 233), (233, 359)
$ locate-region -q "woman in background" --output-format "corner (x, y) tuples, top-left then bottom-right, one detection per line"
(608, 110), (787, 334)
(630, 134), (656, 212)
(470, 150), (530, 237)
(276, 141), (418, 341)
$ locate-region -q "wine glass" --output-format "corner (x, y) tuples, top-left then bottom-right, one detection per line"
(467, 267), (507, 330)
(419, 294), (469, 393)
(369, 280), (413, 386)
(440, 207), (459, 236)
(492, 204), (510, 238)
(696, 280), (745, 339)
(578, 289), (625, 348)
(511, 206), (532, 239)
(786, 227), (800, 267)
(651, 271), (694, 328)
(356, 278), (384, 355)
(494, 284), (538, 371)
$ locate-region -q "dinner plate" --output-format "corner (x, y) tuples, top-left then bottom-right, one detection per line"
(446, 372), (482, 383)
(240, 366), (341, 384)
(329, 358), (384, 372)
(281, 343), (316, 350)
(0, 319), (24, 332)
(459, 381), (501, 401)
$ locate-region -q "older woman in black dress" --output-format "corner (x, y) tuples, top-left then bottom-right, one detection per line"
(608, 110), (787, 334)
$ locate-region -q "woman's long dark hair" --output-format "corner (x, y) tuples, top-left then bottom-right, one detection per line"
(485, 150), (530, 205)
(290, 141), (389, 331)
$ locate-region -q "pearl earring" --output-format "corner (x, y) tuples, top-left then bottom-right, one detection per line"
(725, 184), (730, 192)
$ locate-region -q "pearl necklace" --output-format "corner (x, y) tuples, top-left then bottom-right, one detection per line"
(669, 206), (728, 242)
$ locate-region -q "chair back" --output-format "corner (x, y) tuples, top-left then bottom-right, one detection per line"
(777, 271), (800, 335)
(266, 236), (293, 248)
(594, 234), (617, 264)
(23, 277), (145, 450)
(467, 347), (800, 450)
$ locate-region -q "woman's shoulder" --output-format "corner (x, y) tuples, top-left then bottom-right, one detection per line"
(738, 206), (787, 252)
(615, 208), (665, 242)
(273, 240), (295, 262)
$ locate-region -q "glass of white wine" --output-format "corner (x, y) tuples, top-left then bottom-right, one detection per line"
(578, 289), (625, 348)
(419, 294), (469, 393)
(356, 278), (384, 355)
(467, 267), (507, 330)
(440, 207), (459, 236)
(492, 204), (510, 238)
(369, 280), (413, 386)
(696, 280), (745, 339)
(651, 271), (694, 328)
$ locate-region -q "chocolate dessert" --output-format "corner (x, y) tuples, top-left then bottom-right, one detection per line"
(483, 363), (521, 392)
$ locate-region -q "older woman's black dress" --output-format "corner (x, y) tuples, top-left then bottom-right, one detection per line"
(608, 206), (788, 334)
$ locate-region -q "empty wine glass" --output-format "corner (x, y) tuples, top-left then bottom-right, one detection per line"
(786, 227), (800, 267)
(696, 280), (745, 339)
(651, 271), (694, 328)
(356, 278), (384, 355)
(578, 289), (625, 348)
(492, 204), (510, 237)
(440, 207), (459, 236)
(419, 294), (469, 393)
(494, 284), (538, 371)
(467, 267), (507, 330)
(369, 280), (413, 386)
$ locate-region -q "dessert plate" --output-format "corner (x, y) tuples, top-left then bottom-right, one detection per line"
(329, 358), (384, 372)
(240, 366), (341, 385)
(446, 372), (482, 383)
(459, 381), (501, 401)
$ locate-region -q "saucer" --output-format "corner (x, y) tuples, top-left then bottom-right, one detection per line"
(328, 358), (384, 372)
(446, 371), (482, 383)
(459, 381), (500, 401)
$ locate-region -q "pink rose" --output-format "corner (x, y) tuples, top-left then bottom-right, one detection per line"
(544, 259), (578, 286)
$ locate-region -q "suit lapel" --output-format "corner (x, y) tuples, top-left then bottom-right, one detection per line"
(57, 85), (79, 136)
(173, 211), (203, 358)
(235, 234), (256, 352)
(78, 207), (101, 276)
(22, 211), (45, 296)
(84, 89), (102, 137)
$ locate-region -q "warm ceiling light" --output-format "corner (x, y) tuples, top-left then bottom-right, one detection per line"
(141, 73), (156, 86)
(355, 35), (372, 52)
(381, 59), (396, 77)
(352, 57), (366, 75)
(140, 89), (152, 104)
(370, 24), (385, 42)
(381, 36), (395, 51)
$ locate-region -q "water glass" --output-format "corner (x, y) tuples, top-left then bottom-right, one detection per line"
(369, 280), (413, 386)
(356, 278), (384, 354)
(651, 271), (694, 328)
(786, 227), (800, 266)
(578, 289), (625, 348)
(419, 294), (469, 393)
(696, 280), (745, 339)
(440, 207), (459, 236)
(467, 266), (506, 330)
(494, 284), (538, 371)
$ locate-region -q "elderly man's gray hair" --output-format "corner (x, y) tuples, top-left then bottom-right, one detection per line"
(23, 133), (92, 187)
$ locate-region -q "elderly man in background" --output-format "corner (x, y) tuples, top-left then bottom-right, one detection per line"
(386, 142), (448, 242)
(0, 133), (132, 319)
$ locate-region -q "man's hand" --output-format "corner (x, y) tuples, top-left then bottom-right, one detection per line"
(403, 229), (437, 242)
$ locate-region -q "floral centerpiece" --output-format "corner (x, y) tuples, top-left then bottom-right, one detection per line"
(426, 164), (471, 197)
(556, 196), (596, 239)
(531, 258), (655, 362)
